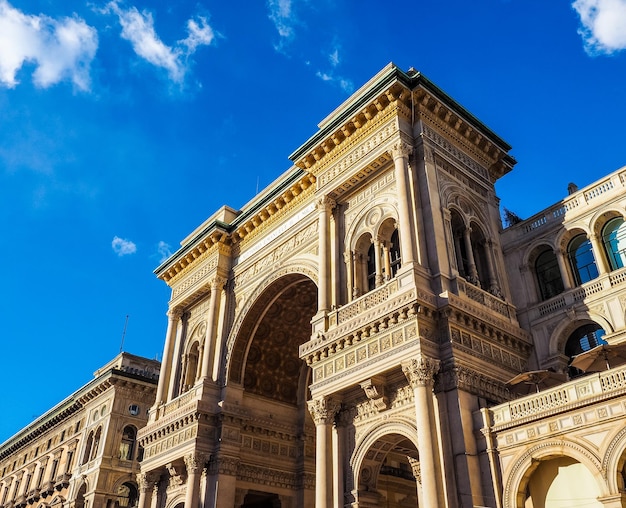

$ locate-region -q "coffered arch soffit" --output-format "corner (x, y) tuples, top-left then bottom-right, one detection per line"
(225, 263), (318, 386)
(349, 418), (419, 491)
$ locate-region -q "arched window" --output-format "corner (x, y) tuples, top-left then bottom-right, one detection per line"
(450, 210), (468, 278)
(81, 432), (94, 465)
(470, 223), (490, 289)
(568, 234), (598, 285)
(389, 229), (401, 277)
(182, 342), (200, 392)
(90, 427), (102, 461)
(535, 249), (564, 300)
(119, 426), (136, 461)
(565, 323), (607, 378)
(602, 217), (626, 271)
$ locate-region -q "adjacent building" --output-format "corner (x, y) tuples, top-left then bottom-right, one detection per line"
(0, 353), (160, 508)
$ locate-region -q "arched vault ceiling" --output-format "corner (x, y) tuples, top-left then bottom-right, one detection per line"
(234, 275), (317, 405)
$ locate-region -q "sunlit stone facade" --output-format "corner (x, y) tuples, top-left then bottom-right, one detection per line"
(137, 63), (533, 508)
(0, 353), (159, 508)
(6, 63), (626, 508)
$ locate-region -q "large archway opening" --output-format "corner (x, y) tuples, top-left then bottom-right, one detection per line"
(229, 273), (318, 505)
(522, 456), (602, 508)
(357, 433), (419, 507)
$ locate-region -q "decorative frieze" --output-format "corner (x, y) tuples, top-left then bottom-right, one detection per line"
(422, 124), (491, 181)
(233, 220), (318, 288)
(308, 321), (419, 386)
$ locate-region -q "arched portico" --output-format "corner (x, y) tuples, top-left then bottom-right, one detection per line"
(215, 271), (319, 507)
(503, 441), (606, 508)
(350, 421), (420, 507)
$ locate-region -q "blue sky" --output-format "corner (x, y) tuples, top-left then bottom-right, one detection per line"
(1, 0), (625, 442)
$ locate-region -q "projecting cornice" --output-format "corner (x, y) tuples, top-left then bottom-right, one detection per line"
(289, 63), (515, 181)
(156, 171), (316, 284)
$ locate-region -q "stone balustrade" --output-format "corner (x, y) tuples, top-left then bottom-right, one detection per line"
(489, 364), (626, 429)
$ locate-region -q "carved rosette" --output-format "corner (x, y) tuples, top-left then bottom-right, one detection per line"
(402, 355), (440, 388)
(307, 396), (341, 425)
(391, 141), (413, 160)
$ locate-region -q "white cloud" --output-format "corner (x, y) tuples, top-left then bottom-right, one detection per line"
(315, 70), (353, 93)
(267, 0), (296, 50)
(329, 48), (339, 67)
(180, 17), (214, 54)
(112, 236), (137, 256)
(104, 1), (215, 83)
(157, 241), (172, 263)
(0, 0), (98, 90)
(573, 0), (626, 54)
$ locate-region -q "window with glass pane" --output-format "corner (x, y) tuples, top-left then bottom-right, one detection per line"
(568, 234), (598, 285)
(535, 249), (564, 300)
(602, 217), (626, 270)
(565, 323), (607, 378)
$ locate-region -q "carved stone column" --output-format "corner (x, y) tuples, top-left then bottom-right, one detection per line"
(344, 251), (354, 303)
(555, 248), (573, 290)
(382, 241), (392, 281)
(590, 234), (608, 275)
(201, 277), (226, 380)
(308, 397), (340, 508)
(402, 355), (442, 508)
(484, 240), (502, 297)
(407, 456), (423, 507)
(137, 472), (158, 508)
(462, 227), (479, 285)
(184, 454), (203, 508)
(155, 308), (183, 407)
(374, 238), (384, 286)
(317, 196), (336, 314)
(391, 142), (415, 267)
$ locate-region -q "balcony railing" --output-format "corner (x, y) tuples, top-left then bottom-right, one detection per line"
(531, 267), (626, 320)
(490, 363), (626, 429)
(507, 168), (626, 238)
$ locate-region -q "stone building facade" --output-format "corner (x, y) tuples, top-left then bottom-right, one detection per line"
(137, 63), (536, 508)
(0, 353), (160, 508)
(6, 63), (626, 508)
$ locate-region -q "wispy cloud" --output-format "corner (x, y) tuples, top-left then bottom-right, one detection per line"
(315, 71), (353, 93)
(112, 236), (137, 256)
(267, 0), (296, 51)
(0, 0), (98, 90)
(103, 1), (215, 83)
(573, 0), (626, 54)
(156, 240), (172, 263)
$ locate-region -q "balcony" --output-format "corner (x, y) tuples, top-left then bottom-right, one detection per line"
(54, 473), (71, 490)
(527, 266), (626, 321)
(488, 363), (626, 429)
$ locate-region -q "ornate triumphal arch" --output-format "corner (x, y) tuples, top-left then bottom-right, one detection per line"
(136, 63), (531, 508)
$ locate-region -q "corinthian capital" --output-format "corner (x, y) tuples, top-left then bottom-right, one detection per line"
(316, 195), (336, 212)
(307, 396), (340, 425)
(402, 355), (440, 388)
(391, 141), (413, 160)
(167, 307), (184, 320)
(184, 453), (205, 474)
